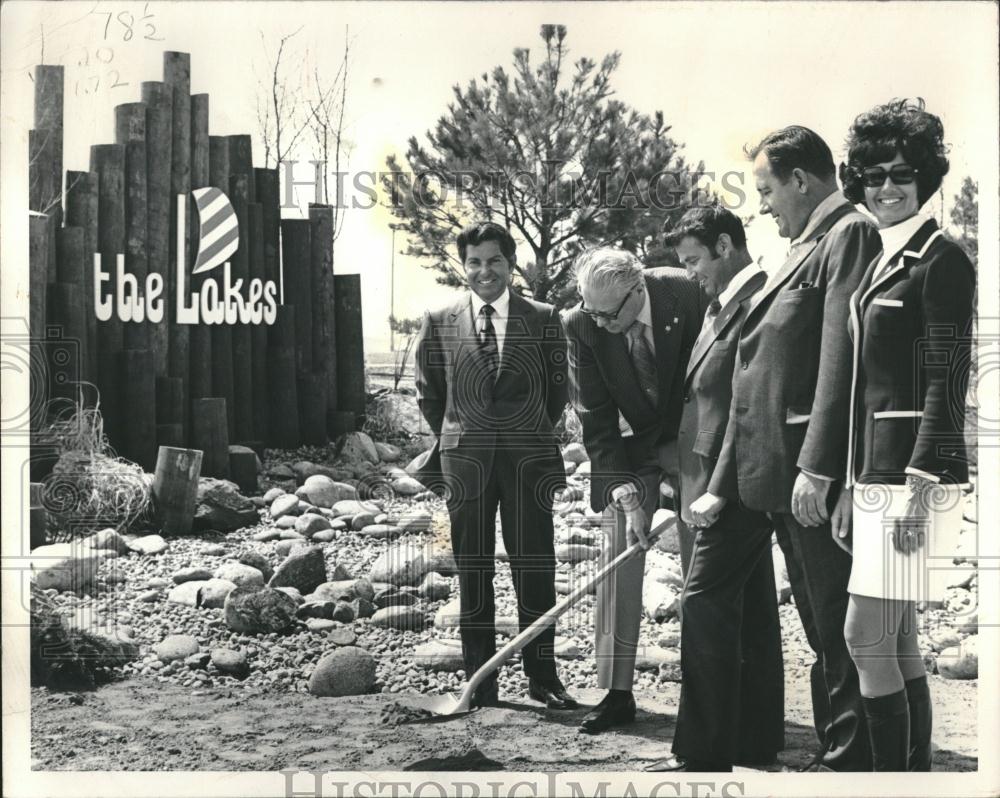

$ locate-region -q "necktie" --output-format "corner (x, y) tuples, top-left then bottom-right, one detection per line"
(479, 304), (499, 380)
(627, 321), (658, 406)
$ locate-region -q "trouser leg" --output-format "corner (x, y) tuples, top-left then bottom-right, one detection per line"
(672, 517), (774, 763)
(774, 512), (871, 771)
(595, 465), (661, 691)
(495, 449), (558, 682)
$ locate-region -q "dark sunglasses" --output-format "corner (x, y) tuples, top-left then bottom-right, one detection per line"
(580, 284), (639, 322)
(859, 164), (919, 188)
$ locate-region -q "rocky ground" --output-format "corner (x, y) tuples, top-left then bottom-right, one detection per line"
(28, 393), (980, 772)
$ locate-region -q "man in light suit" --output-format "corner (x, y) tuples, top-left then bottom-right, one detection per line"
(646, 205), (784, 772)
(414, 222), (577, 710)
(701, 127), (882, 771)
(562, 248), (704, 734)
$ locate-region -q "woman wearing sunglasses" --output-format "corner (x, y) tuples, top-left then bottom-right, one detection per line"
(832, 98), (976, 771)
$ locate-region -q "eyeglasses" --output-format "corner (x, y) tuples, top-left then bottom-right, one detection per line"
(859, 164), (919, 188)
(580, 284), (640, 322)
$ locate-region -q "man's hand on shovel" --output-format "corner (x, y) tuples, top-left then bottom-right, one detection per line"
(622, 496), (652, 550)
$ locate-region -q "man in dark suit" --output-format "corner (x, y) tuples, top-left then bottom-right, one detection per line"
(645, 205), (784, 773)
(414, 221), (576, 710)
(562, 247), (704, 734)
(702, 127), (882, 771)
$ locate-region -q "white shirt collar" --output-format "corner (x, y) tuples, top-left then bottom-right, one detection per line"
(717, 263), (765, 310)
(470, 286), (510, 318)
(877, 212), (933, 263)
(790, 190), (852, 248)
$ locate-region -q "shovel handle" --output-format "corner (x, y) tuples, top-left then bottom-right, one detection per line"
(463, 514), (675, 696)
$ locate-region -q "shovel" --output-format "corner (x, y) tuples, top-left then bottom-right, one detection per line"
(414, 514), (675, 721)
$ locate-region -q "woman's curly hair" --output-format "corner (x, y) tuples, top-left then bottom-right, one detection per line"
(840, 98), (949, 207)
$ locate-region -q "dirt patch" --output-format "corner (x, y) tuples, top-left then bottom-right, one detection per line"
(31, 668), (977, 772)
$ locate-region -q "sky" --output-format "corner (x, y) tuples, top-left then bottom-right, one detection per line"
(2, 0), (997, 353)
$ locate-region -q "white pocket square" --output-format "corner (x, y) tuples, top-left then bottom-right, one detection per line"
(872, 298), (903, 307)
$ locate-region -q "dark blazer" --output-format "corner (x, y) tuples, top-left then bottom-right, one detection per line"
(709, 199), (881, 512)
(414, 290), (568, 500)
(678, 269), (768, 525)
(847, 219), (975, 486)
(563, 267), (705, 512)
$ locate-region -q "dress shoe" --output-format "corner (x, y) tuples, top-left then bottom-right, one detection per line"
(527, 677), (579, 710)
(578, 690), (636, 734)
(645, 756), (731, 772)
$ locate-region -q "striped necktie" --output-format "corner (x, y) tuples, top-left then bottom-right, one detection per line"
(479, 304), (499, 380)
(626, 321), (658, 406)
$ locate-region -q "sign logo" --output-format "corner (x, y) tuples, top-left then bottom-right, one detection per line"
(93, 192), (279, 326)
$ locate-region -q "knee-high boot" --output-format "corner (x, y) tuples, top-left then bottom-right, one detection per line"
(904, 675), (932, 770)
(862, 689), (910, 772)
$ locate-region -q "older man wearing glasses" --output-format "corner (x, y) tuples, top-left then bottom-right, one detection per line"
(563, 248), (705, 734)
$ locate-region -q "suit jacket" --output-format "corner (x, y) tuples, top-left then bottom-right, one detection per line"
(678, 270), (767, 525)
(414, 290), (568, 501)
(709, 199), (881, 512)
(563, 267), (705, 512)
(847, 218), (975, 486)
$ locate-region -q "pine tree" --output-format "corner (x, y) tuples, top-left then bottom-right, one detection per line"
(949, 176), (978, 267)
(383, 25), (709, 307)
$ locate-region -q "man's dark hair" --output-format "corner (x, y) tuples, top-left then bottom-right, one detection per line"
(745, 125), (836, 182)
(839, 97), (949, 206)
(663, 204), (747, 251)
(457, 221), (517, 263)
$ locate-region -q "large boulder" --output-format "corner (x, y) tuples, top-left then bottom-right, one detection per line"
(214, 562), (266, 590)
(374, 442), (402, 462)
(30, 543), (108, 593)
(200, 578), (239, 609)
(308, 646), (376, 697)
(153, 634), (200, 663)
(296, 475), (357, 509)
(172, 566), (213, 584)
(83, 528), (130, 555)
(269, 494), (302, 520)
(370, 605), (428, 631)
(193, 478), (258, 532)
(268, 546), (327, 595)
(295, 513), (332, 538)
(643, 579), (680, 623)
(167, 578), (238, 608)
(336, 432), (380, 466)
(413, 639), (465, 672)
(128, 534), (168, 555)
(311, 578), (375, 604)
(211, 647), (250, 679)
(433, 597), (462, 629)
(237, 550), (274, 582)
(937, 635), (978, 679)
(391, 476), (425, 496)
(418, 572), (452, 602)
(223, 586), (298, 634)
(369, 541), (432, 586)
(292, 461), (352, 486)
